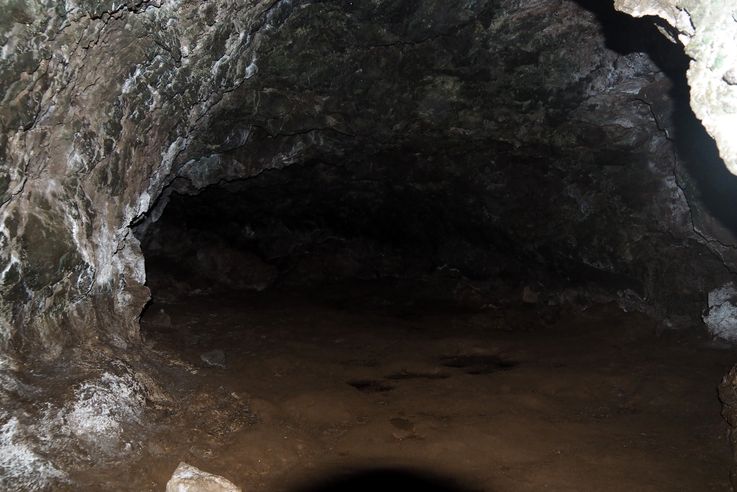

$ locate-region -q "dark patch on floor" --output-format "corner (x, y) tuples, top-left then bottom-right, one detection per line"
(438, 355), (518, 374)
(384, 371), (451, 381)
(348, 380), (395, 392)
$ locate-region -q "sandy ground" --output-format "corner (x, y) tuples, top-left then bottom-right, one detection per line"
(81, 285), (736, 491)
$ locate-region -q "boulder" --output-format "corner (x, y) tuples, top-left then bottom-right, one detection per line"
(165, 462), (241, 492)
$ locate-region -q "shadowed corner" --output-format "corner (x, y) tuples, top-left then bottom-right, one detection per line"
(288, 467), (486, 492)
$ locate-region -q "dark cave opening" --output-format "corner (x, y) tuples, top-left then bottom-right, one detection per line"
(136, 147), (644, 318)
(137, 152), (534, 309)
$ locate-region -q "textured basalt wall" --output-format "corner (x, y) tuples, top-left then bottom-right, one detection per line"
(2, 0), (737, 488)
(1, 0), (734, 359)
(0, 0), (279, 359)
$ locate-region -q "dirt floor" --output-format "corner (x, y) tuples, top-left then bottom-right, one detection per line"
(89, 283), (737, 491)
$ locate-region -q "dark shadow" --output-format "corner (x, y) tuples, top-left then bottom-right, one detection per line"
(671, 94), (737, 236)
(289, 467), (485, 492)
(572, 0), (737, 237)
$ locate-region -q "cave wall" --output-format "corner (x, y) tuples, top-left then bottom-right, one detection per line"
(614, 0), (737, 176)
(1, 0), (736, 360)
(0, 0), (285, 360)
(2, 0), (737, 486)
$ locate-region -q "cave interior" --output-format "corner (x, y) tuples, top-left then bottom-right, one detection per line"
(4, 0), (737, 490)
(127, 2), (737, 491)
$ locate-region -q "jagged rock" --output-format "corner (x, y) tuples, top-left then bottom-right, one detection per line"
(0, 361), (149, 491)
(614, 0), (737, 176)
(165, 462), (241, 492)
(703, 283), (737, 342)
(2, 0), (737, 487)
(0, 0), (732, 363)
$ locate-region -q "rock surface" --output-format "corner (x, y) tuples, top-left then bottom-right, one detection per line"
(612, 2), (737, 480)
(0, 0), (730, 365)
(201, 349), (227, 369)
(1, 0), (737, 488)
(703, 283), (737, 342)
(0, 360), (151, 491)
(166, 462), (241, 492)
(614, 0), (737, 176)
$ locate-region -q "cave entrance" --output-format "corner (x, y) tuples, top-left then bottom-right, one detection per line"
(133, 152), (735, 491)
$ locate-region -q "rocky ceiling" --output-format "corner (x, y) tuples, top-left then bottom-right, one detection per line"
(2, 0), (737, 488)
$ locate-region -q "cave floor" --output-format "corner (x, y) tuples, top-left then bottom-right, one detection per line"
(98, 284), (735, 491)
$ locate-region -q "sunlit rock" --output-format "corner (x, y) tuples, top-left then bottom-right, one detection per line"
(166, 462), (241, 492)
(615, 0), (737, 175)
